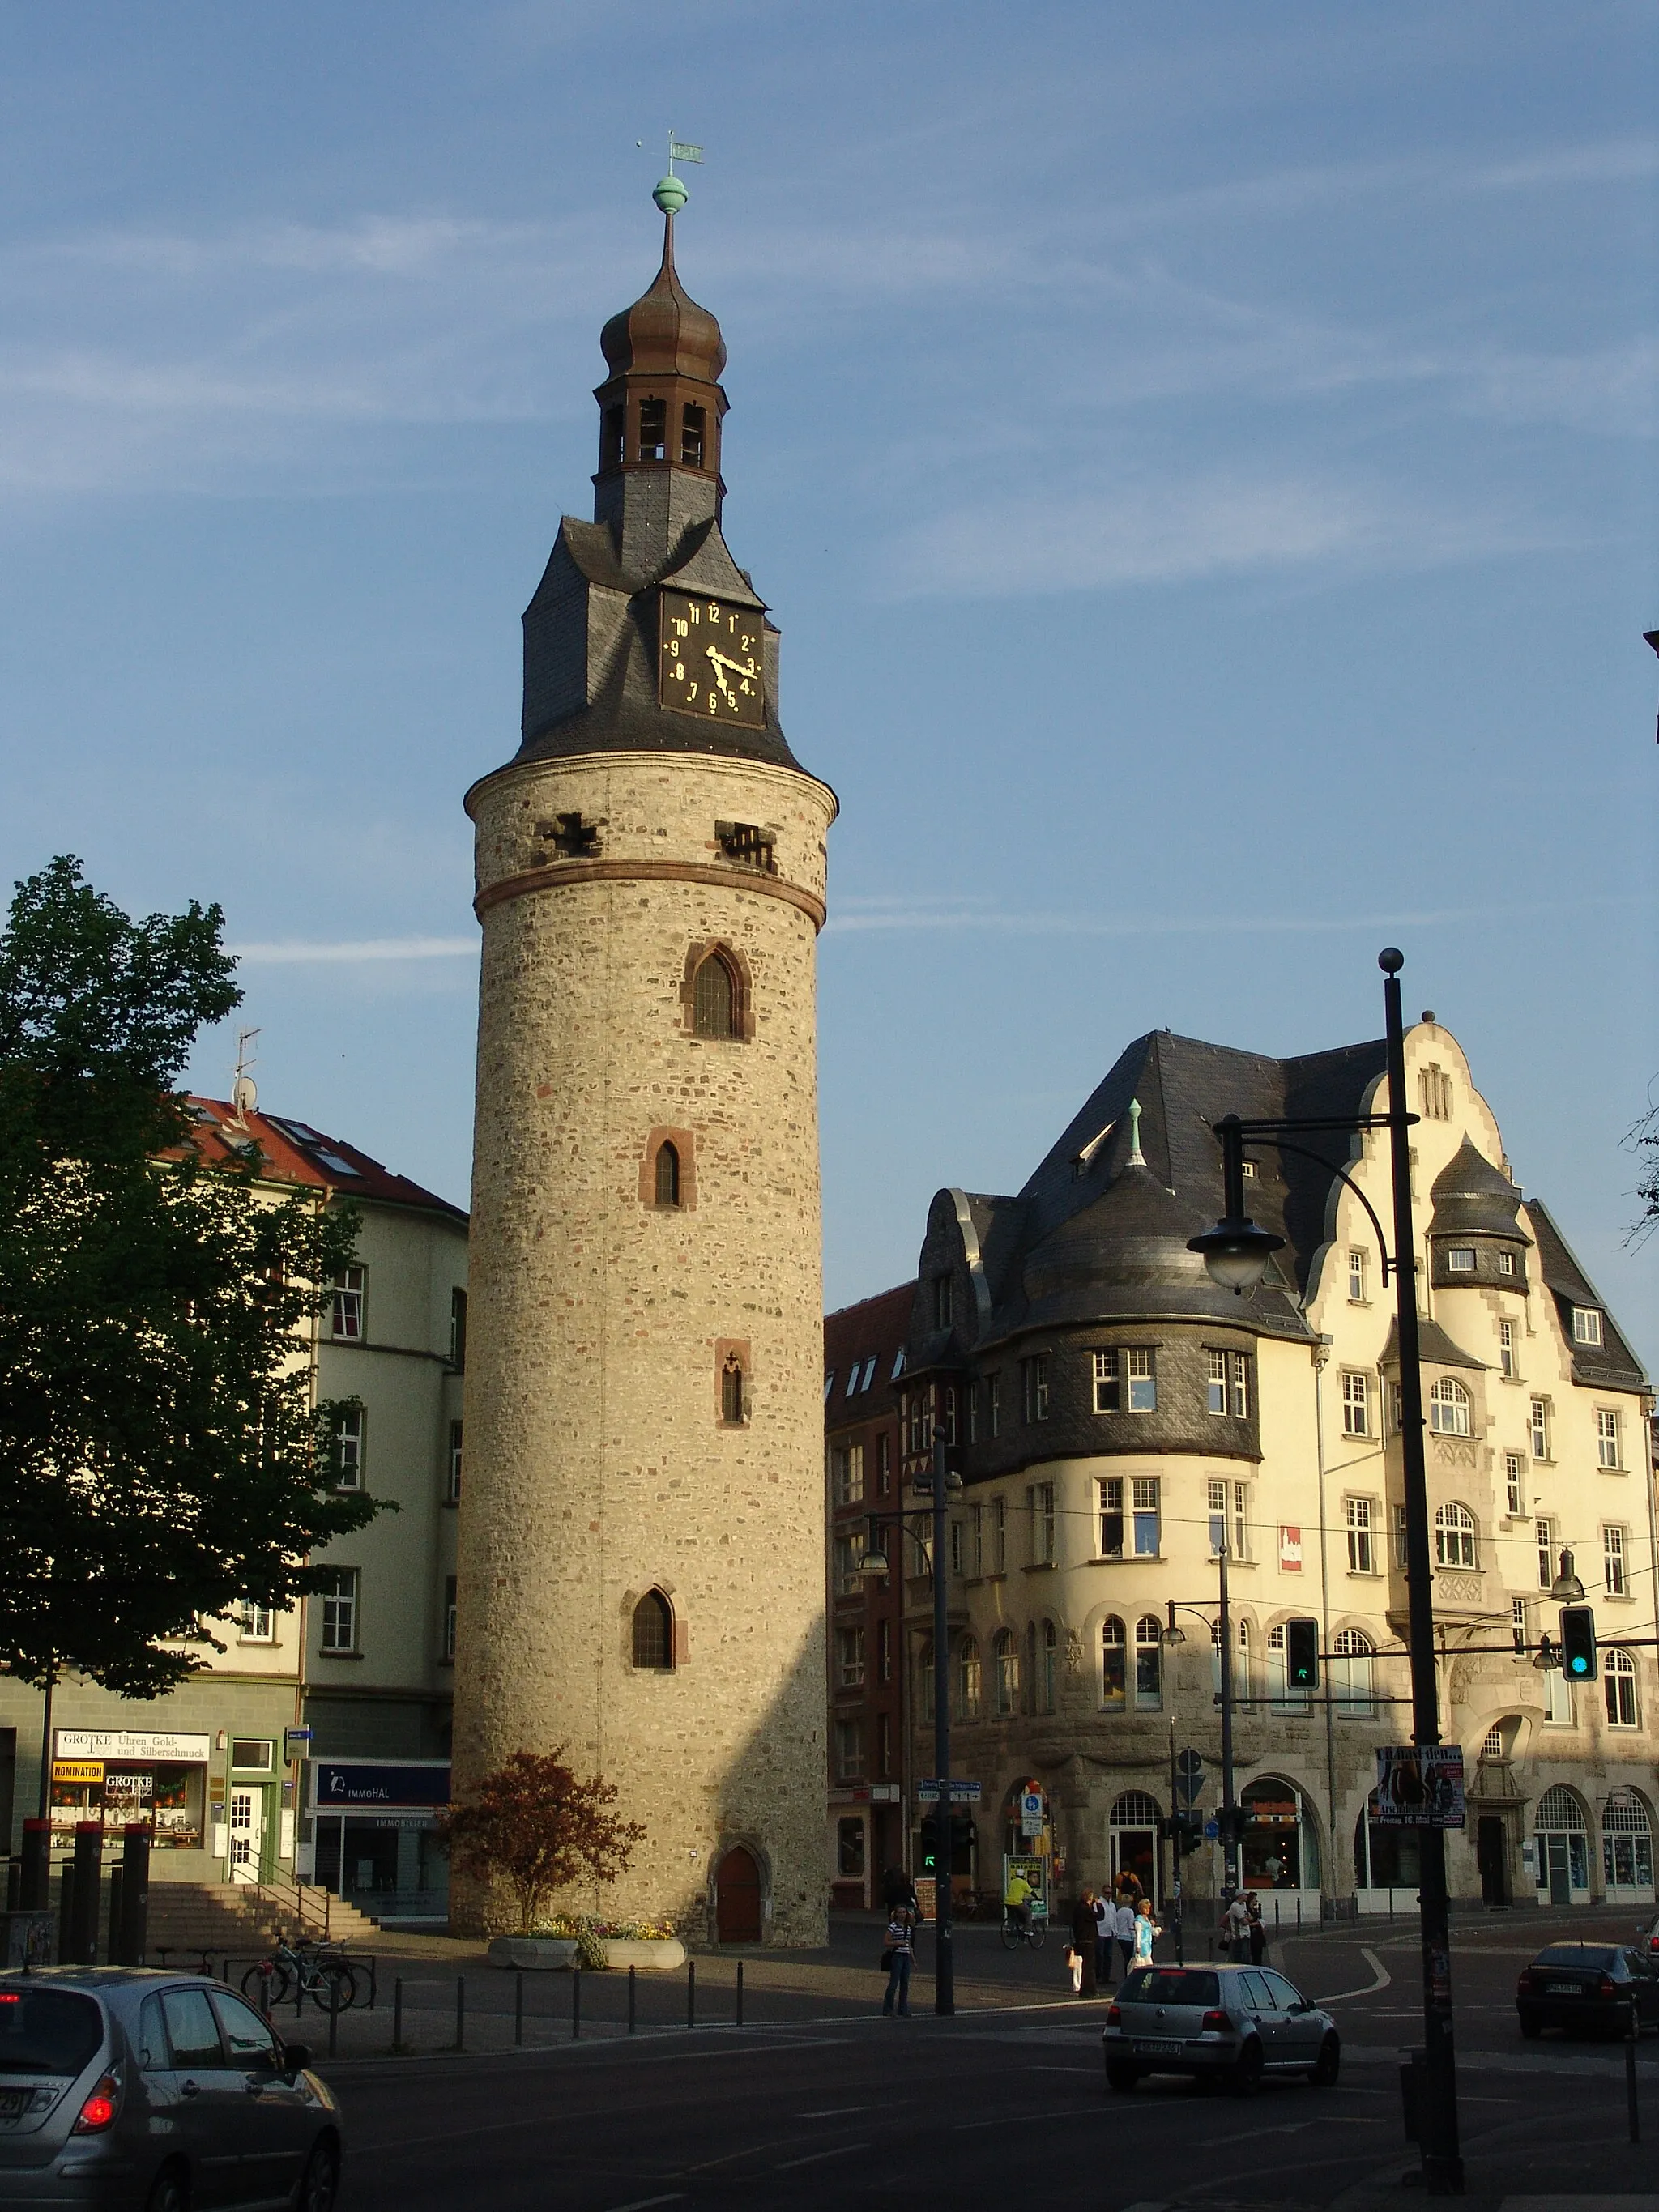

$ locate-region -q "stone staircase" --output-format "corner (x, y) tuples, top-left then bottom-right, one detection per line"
(138, 1880), (380, 1966)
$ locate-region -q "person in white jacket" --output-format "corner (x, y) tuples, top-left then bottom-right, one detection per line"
(1113, 1895), (1137, 1980)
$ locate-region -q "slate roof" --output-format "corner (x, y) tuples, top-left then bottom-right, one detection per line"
(825, 1283), (913, 1431)
(173, 1098), (467, 1224)
(1380, 1315), (1488, 1374)
(1524, 1198), (1650, 1391)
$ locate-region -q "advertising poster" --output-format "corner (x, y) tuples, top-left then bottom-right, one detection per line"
(1375, 1745), (1465, 1828)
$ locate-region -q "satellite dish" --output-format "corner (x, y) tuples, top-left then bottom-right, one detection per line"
(232, 1075), (258, 1119)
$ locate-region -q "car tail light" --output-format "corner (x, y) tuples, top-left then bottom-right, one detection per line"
(1598, 1976), (1616, 1998)
(1516, 1971), (1535, 1994)
(72, 2075), (122, 2134)
(1201, 2009), (1230, 2032)
(1648, 1937), (1659, 1954)
(1106, 2003), (1121, 2026)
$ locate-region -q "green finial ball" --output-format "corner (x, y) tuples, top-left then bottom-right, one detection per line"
(653, 174), (688, 215)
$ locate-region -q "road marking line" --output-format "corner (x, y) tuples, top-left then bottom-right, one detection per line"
(794, 2106), (869, 2117)
(1312, 1947), (1391, 2002)
(605, 2199), (686, 2211)
(773, 2142), (870, 2171)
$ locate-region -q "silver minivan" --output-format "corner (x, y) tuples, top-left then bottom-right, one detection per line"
(0, 1967), (342, 2210)
(1103, 1962), (1341, 2094)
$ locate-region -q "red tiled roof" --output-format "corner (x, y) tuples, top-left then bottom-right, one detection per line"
(175, 1097), (467, 1223)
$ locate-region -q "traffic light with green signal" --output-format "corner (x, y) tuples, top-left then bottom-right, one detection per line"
(1560, 1606), (1598, 1683)
(918, 1816), (939, 1875)
(1286, 1617), (1320, 1691)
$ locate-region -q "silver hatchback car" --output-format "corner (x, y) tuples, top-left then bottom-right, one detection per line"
(1103, 1962), (1341, 2094)
(0, 1967), (343, 2211)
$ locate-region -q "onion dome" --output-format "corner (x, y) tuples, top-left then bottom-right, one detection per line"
(1428, 1138), (1528, 1247)
(599, 215), (727, 386)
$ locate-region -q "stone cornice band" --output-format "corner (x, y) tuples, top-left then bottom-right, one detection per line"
(475, 856), (827, 932)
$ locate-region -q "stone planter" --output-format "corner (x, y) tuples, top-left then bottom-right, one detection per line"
(487, 1934), (685, 1972)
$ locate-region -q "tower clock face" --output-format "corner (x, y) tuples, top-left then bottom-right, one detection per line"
(659, 591), (766, 727)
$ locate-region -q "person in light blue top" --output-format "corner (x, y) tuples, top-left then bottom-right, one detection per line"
(1132, 1895), (1161, 1964)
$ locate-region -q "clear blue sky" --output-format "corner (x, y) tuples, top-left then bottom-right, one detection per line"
(2, 2), (1655, 1362)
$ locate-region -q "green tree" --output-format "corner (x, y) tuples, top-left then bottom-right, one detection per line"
(435, 1751), (646, 1933)
(0, 856), (384, 1752)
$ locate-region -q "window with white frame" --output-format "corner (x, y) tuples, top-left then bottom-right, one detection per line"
(237, 1600), (275, 1643)
(1605, 1648), (1639, 1728)
(319, 1568), (359, 1654)
(333, 1406), (364, 1490)
(991, 1497), (1007, 1574)
(1395, 1504), (1410, 1570)
(1208, 1477), (1249, 1560)
(1603, 1524), (1627, 1597)
(957, 1637), (982, 1721)
(1208, 1477), (1227, 1555)
(1093, 1350), (1120, 1413)
(1348, 1249), (1367, 1302)
(1543, 1663), (1573, 1726)
(1504, 1452), (1525, 1517)
(969, 1503), (984, 1578)
(1428, 1378), (1471, 1436)
(1099, 1479), (1124, 1558)
(1267, 1623), (1311, 1715)
(1132, 1477), (1160, 1557)
(1024, 1355), (1050, 1422)
(446, 1420), (463, 1504)
(831, 1443), (865, 1507)
(949, 1519), (966, 1576)
(1030, 1481), (1056, 1566)
(1230, 1353), (1250, 1418)
(1333, 1626), (1376, 1717)
(1572, 1306), (1603, 1347)
(834, 1719), (864, 1781)
(1346, 1495), (1375, 1575)
(1536, 1517), (1555, 1590)
(1483, 1724), (1503, 1757)
(330, 1266), (365, 1341)
(1126, 1348), (1157, 1412)
(1447, 1246), (1476, 1272)
(1529, 1397), (1550, 1460)
(940, 1384), (957, 1447)
(1206, 1349), (1227, 1416)
(987, 1373), (1000, 1438)
(1434, 1502), (1478, 1570)
(1134, 1615), (1162, 1710)
(835, 1623), (865, 1689)
(1499, 1320), (1516, 1379)
(993, 1628), (1019, 1716)
(1341, 1371), (1369, 1438)
(1498, 1250), (1516, 1277)
(1597, 1409), (1622, 1471)
(833, 1535), (861, 1598)
(1512, 1596), (1528, 1651)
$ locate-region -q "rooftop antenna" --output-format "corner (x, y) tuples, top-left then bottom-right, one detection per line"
(638, 129), (702, 215)
(230, 1028), (260, 1126)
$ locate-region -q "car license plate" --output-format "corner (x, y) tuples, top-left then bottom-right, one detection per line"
(1546, 1983), (1580, 1995)
(1135, 2039), (1183, 2056)
(0, 2090), (28, 2119)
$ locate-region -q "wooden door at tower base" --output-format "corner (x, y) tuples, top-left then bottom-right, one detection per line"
(715, 1846), (762, 1942)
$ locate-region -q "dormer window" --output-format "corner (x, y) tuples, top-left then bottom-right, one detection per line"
(1572, 1306), (1603, 1348)
(680, 403), (706, 467)
(638, 397), (667, 461)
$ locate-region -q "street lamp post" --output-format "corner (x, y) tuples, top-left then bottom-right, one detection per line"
(857, 1423), (958, 2016)
(1188, 948), (1463, 2195)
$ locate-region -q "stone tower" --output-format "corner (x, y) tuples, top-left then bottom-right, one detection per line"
(451, 185), (834, 1947)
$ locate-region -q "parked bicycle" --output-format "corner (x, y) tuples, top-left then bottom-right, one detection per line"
(1000, 1912), (1047, 1951)
(241, 1934), (363, 2013)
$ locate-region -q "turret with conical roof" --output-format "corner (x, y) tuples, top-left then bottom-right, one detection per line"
(595, 209), (729, 522)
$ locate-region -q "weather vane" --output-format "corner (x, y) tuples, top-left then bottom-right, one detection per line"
(635, 130), (703, 215)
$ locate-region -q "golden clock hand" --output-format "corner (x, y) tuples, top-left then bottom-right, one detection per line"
(703, 645), (733, 698)
(707, 649), (758, 678)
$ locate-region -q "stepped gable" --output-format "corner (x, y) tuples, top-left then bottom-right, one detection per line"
(1523, 1197), (1649, 1391)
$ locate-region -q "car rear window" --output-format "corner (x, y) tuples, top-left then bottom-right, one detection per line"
(0, 1986), (103, 2076)
(1121, 1969), (1220, 2005)
(1537, 1946), (1616, 1967)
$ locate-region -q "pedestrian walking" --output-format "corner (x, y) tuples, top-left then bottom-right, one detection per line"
(1222, 1889), (1251, 1961)
(1247, 1891), (1266, 1967)
(881, 1899), (917, 2017)
(1093, 1887), (1112, 1986)
(1114, 1892), (1137, 1980)
(1069, 1888), (1098, 1998)
(1132, 1895), (1161, 1966)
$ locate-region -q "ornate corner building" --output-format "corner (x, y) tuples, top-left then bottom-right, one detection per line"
(452, 203), (836, 1944)
(888, 1016), (1654, 1920)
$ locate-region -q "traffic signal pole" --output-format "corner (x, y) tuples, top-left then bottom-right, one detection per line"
(1218, 1540), (1237, 1896)
(931, 1425), (955, 2017)
(1383, 953), (1463, 2193)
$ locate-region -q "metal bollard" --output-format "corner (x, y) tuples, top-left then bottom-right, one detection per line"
(687, 1958), (696, 2029)
(628, 1963), (636, 2035)
(1628, 2012), (1641, 2143)
(454, 1976), (465, 2053)
(736, 1960), (744, 2028)
(327, 1975), (339, 2061)
(572, 1967), (582, 2041)
(392, 1977), (403, 2053)
(514, 1970), (523, 2048)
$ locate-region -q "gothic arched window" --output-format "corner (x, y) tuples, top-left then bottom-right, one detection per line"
(693, 952), (736, 1039)
(655, 1140), (680, 1208)
(632, 1589), (673, 1670)
(720, 1353), (745, 1426)
(1434, 1502), (1478, 1570)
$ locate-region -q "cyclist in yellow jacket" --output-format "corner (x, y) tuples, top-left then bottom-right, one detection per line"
(1004, 1866), (1034, 1937)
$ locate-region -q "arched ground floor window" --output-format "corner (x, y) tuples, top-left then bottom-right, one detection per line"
(1601, 1790), (1656, 1903)
(1533, 1784), (1591, 1906)
(1241, 1777), (1319, 1897)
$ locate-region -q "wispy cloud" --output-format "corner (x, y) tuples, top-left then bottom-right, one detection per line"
(825, 893), (1647, 939)
(229, 936), (476, 963)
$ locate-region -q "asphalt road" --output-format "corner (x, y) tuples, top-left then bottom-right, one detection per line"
(317, 1910), (1659, 2210)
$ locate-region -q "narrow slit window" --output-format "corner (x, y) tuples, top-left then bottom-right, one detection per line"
(721, 1354), (745, 1426)
(655, 1140), (680, 1207)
